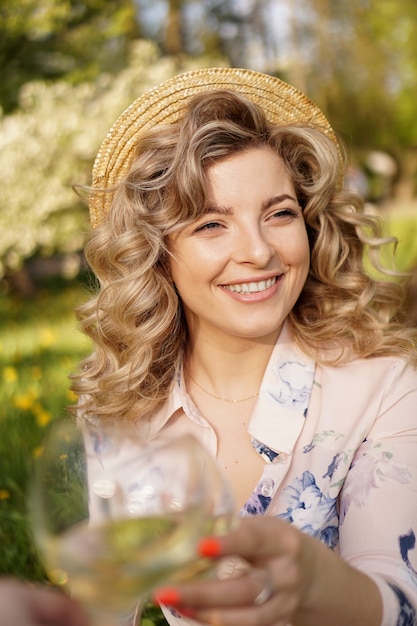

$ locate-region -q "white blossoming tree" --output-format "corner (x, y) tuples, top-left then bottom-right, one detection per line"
(0, 39), (225, 279)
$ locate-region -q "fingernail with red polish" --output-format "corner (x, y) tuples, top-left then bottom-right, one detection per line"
(152, 587), (181, 607)
(198, 536), (222, 558)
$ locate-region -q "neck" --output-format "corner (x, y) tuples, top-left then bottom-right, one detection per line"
(187, 370), (260, 403)
(185, 336), (276, 402)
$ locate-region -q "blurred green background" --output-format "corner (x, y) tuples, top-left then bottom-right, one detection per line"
(1, 1), (416, 622)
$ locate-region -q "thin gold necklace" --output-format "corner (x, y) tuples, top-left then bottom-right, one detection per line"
(187, 371), (259, 404)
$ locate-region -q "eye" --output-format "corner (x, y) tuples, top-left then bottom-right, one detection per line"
(268, 208), (300, 222)
(194, 221), (223, 232)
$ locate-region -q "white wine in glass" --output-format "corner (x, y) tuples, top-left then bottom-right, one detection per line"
(28, 418), (234, 626)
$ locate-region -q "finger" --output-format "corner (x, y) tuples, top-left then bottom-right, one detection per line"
(155, 563), (299, 625)
(183, 589), (296, 626)
(155, 566), (291, 610)
(154, 569), (269, 608)
(198, 517), (300, 563)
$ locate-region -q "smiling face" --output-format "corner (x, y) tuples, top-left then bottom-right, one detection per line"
(168, 147), (310, 347)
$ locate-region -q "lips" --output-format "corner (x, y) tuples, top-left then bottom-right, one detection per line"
(221, 276), (278, 294)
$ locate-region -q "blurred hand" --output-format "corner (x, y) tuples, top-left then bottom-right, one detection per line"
(0, 579), (89, 626)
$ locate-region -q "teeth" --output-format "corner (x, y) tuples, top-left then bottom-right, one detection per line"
(224, 277), (277, 294)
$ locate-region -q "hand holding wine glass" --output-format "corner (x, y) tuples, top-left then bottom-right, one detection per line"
(29, 418), (234, 626)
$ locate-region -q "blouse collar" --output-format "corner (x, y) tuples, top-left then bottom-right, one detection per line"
(146, 320), (316, 454)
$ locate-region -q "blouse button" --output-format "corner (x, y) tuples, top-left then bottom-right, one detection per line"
(260, 478), (274, 498)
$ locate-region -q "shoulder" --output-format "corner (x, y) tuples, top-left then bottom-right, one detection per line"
(320, 355), (416, 387)
(317, 356), (417, 430)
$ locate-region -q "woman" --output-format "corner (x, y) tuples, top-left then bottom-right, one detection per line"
(73, 68), (417, 626)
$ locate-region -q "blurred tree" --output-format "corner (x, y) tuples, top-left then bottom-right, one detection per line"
(285, 0), (417, 197)
(0, 39), (225, 283)
(0, 0), (139, 112)
(2, 0), (417, 283)
(310, 1), (417, 145)
(135, 0), (281, 69)
(132, 0), (417, 180)
(165, 0), (184, 55)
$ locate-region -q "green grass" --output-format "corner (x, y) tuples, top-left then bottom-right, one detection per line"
(0, 275), (167, 624)
(0, 278), (90, 580)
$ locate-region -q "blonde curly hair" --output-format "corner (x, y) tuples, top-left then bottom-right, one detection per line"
(71, 90), (417, 423)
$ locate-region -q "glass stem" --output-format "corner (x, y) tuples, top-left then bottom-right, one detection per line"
(89, 598), (144, 626)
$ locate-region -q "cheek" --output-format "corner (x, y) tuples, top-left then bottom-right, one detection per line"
(169, 241), (224, 283)
(168, 245), (188, 280)
(168, 252), (202, 296)
(281, 229), (310, 269)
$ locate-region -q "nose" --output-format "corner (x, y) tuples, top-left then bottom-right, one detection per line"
(233, 223), (275, 267)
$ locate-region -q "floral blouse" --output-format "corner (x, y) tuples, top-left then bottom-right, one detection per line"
(143, 321), (417, 626)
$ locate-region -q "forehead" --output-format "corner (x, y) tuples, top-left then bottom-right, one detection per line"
(206, 148), (294, 192)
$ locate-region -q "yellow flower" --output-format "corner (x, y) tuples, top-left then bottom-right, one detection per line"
(0, 490), (10, 500)
(13, 394), (35, 411)
(32, 402), (52, 426)
(40, 328), (56, 347)
(35, 409), (52, 427)
(33, 446), (44, 459)
(13, 387), (39, 411)
(66, 388), (78, 402)
(3, 366), (18, 383)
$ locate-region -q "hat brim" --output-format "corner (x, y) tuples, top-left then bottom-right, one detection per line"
(90, 67), (340, 227)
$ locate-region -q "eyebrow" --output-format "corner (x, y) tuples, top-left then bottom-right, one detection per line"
(203, 194), (298, 215)
(202, 204), (233, 215)
(262, 194), (298, 210)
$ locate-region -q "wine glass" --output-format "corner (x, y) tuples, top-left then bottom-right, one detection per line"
(28, 417), (235, 626)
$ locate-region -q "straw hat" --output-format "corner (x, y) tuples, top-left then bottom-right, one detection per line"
(90, 67), (341, 227)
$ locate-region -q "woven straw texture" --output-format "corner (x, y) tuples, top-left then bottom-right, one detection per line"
(90, 67), (340, 227)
